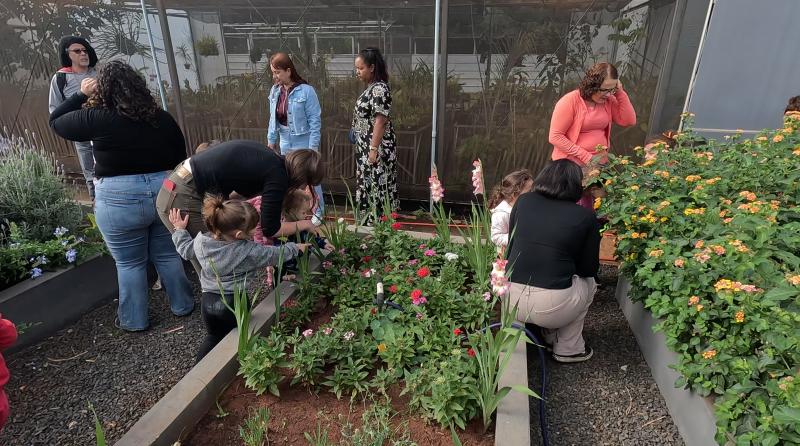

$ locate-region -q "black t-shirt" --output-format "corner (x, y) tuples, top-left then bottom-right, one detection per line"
(49, 92), (186, 177)
(189, 140), (288, 238)
(506, 192), (600, 289)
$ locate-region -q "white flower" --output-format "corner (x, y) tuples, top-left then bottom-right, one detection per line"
(444, 252), (459, 261)
(53, 226), (69, 237)
(343, 331), (355, 341)
(338, 217), (345, 224)
(302, 329), (314, 338)
(360, 243), (368, 250)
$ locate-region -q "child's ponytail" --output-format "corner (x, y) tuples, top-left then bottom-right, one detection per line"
(202, 195), (259, 239)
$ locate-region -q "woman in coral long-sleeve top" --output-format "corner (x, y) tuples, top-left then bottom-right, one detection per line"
(0, 314), (18, 431)
(548, 62), (636, 210)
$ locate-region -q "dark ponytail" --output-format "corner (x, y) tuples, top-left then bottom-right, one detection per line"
(358, 47), (389, 83)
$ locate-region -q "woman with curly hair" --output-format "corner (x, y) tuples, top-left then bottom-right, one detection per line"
(50, 60), (193, 332)
(548, 62), (636, 210)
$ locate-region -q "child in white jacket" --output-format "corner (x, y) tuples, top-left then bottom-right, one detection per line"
(489, 170), (533, 255)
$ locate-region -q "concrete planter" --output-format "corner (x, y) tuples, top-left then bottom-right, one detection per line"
(615, 276), (718, 446)
(0, 254), (118, 355)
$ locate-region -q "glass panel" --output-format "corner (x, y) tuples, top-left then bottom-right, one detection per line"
(440, 0), (679, 202)
(0, 1), (167, 193)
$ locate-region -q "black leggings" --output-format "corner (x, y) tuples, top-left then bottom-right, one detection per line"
(197, 291), (241, 362)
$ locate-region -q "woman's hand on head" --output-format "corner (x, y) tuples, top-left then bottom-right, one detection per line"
(168, 208), (188, 230)
(80, 78), (97, 96)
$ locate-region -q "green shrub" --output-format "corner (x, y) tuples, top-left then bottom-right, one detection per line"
(599, 113), (800, 445)
(0, 132), (82, 241)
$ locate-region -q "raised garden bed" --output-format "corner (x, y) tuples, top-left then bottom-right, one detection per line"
(615, 276), (717, 446)
(0, 253), (117, 354)
(117, 220), (534, 446)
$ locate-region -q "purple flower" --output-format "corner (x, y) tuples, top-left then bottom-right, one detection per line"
(31, 268), (43, 279)
(66, 249), (77, 263)
(322, 260), (333, 269)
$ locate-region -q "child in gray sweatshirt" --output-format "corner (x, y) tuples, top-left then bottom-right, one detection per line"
(169, 196), (308, 361)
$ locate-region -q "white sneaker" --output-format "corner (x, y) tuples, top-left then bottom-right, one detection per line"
(151, 277), (163, 291)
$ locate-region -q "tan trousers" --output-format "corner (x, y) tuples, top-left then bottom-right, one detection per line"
(507, 276), (597, 356)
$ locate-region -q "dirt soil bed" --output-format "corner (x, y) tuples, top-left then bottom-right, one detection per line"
(185, 299), (493, 446)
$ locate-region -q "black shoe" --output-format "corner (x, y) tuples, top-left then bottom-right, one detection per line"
(552, 346), (593, 363)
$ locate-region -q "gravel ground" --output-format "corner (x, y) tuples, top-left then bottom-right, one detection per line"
(529, 265), (684, 446)
(1, 268), (207, 446)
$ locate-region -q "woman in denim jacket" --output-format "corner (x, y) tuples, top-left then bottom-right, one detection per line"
(267, 52), (324, 220)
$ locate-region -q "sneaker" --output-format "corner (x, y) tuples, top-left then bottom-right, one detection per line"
(552, 346), (593, 363)
(151, 277), (163, 291)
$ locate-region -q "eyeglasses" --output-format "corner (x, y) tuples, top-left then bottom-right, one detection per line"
(598, 87), (618, 95)
(69, 49), (89, 54)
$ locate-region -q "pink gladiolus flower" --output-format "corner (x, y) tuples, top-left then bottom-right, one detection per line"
(491, 258), (510, 296)
(429, 166), (445, 202)
(471, 159), (485, 195)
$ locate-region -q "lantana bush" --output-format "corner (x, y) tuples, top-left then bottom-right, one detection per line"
(599, 113), (800, 445)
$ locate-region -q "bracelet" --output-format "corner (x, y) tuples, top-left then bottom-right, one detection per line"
(369, 146), (378, 152)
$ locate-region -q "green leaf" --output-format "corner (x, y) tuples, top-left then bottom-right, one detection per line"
(510, 384), (539, 398)
(762, 287), (798, 305)
(450, 423), (464, 446)
(773, 406), (800, 425)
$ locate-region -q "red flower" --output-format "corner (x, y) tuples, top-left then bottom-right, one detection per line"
(391, 222), (402, 230)
(391, 212), (399, 219)
(370, 307), (377, 315)
(389, 284), (398, 293)
(379, 215), (388, 222)
(453, 328), (462, 336)
(416, 267), (430, 278)
(467, 348), (476, 357)
(410, 289), (423, 299)
(363, 256), (372, 263)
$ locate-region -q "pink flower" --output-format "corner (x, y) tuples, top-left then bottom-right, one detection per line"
(340, 267), (348, 275)
(322, 261), (333, 269)
(419, 244), (427, 250)
(424, 249), (436, 257)
(412, 296), (428, 306)
(483, 292), (492, 301)
(740, 284), (760, 293)
(429, 166), (445, 202)
(408, 259), (418, 266)
(471, 159), (485, 195)
(302, 329), (314, 337)
(323, 327), (333, 335)
(491, 259), (510, 296)
(416, 312), (424, 320)
(416, 267), (430, 278)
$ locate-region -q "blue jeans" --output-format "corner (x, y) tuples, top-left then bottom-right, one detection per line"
(74, 141), (95, 199)
(95, 171), (194, 330)
(279, 126), (324, 219)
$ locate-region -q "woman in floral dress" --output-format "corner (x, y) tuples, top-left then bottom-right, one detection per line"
(352, 47), (399, 224)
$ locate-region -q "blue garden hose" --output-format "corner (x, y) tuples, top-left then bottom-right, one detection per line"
(373, 284), (550, 446)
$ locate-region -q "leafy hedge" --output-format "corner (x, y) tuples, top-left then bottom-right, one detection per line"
(599, 113), (800, 445)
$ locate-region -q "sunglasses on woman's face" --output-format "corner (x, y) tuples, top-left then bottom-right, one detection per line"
(69, 49), (89, 54)
(598, 87), (617, 94)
